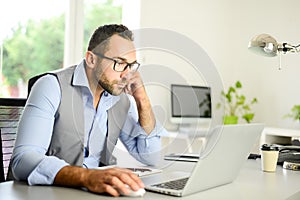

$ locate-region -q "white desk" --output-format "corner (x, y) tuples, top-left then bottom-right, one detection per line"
(1, 159), (300, 200)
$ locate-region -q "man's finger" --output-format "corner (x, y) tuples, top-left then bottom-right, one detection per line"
(103, 184), (121, 197)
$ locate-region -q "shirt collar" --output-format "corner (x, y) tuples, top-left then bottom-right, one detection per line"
(72, 59), (89, 88)
(101, 92), (121, 110)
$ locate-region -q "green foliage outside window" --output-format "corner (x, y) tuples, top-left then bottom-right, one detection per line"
(1, 1), (122, 96)
(2, 16), (65, 87)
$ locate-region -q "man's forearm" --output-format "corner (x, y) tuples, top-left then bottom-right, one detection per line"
(53, 166), (144, 197)
(135, 97), (155, 134)
(54, 165), (87, 188)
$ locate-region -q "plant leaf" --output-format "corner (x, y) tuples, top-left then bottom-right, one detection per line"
(242, 113), (254, 123)
(235, 81), (242, 88)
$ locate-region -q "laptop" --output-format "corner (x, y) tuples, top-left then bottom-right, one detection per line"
(142, 123), (264, 197)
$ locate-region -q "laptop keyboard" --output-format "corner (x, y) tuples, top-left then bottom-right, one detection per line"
(152, 177), (189, 190)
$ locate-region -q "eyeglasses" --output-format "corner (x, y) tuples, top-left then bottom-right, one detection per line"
(92, 52), (140, 72)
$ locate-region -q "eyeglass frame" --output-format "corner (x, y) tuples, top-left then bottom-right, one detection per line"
(91, 51), (140, 72)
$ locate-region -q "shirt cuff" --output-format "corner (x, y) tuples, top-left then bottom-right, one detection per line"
(27, 157), (69, 185)
(140, 119), (168, 139)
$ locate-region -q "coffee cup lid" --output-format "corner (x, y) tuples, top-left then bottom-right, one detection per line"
(261, 144), (279, 151)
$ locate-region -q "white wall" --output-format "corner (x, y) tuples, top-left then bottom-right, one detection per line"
(137, 0), (300, 130)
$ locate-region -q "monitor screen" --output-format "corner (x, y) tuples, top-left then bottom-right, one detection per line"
(170, 84), (211, 124)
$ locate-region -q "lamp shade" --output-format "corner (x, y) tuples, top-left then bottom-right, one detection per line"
(248, 34), (278, 57)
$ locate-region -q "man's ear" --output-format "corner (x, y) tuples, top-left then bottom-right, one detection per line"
(85, 51), (95, 67)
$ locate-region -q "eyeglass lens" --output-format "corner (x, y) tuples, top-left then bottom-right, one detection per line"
(92, 52), (140, 72)
(114, 61), (140, 72)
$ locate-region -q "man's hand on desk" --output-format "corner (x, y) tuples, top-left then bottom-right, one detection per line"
(54, 166), (144, 197)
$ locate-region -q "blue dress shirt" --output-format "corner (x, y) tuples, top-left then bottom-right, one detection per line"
(12, 60), (166, 185)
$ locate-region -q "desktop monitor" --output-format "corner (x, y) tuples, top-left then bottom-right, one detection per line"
(170, 84), (211, 127)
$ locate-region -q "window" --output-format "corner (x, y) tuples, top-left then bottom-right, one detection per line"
(0, 0), (123, 98)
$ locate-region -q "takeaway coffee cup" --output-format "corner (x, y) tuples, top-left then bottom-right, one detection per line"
(260, 144), (279, 172)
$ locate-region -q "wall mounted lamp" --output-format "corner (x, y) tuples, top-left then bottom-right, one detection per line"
(248, 34), (300, 57)
(248, 34), (300, 69)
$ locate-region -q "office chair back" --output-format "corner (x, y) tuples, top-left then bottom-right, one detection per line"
(0, 98), (26, 181)
(0, 129), (5, 182)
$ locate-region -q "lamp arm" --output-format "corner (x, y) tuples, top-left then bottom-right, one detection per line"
(278, 43), (300, 53)
(294, 44), (300, 52)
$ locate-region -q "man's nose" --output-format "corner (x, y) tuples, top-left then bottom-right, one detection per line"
(120, 67), (131, 79)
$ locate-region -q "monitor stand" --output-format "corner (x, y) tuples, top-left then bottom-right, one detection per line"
(178, 123), (209, 137)
(173, 124), (208, 154)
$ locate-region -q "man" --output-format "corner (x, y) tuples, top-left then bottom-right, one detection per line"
(11, 24), (166, 196)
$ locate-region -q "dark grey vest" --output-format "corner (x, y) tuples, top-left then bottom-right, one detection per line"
(30, 66), (130, 166)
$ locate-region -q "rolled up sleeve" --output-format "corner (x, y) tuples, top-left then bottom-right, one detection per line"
(11, 75), (66, 185)
(120, 96), (168, 166)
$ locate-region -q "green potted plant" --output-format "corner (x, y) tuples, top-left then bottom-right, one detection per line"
(216, 81), (258, 124)
(284, 105), (300, 123)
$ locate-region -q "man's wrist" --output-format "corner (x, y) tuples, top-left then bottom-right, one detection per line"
(54, 166), (89, 188)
